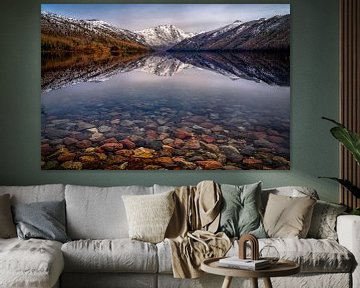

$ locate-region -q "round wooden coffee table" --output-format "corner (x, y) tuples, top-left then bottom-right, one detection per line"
(201, 257), (300, 288)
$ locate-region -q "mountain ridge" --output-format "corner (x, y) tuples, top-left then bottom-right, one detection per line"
(41, 11), (290, 53)
(170, 14), (290, 51)
(136, 24), (195, 49)
(41, 11), (151, 56)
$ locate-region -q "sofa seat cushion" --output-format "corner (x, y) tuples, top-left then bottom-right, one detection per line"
(62, 239), (158, 273)
(0, 238), (64, 288)
(157, 238), (353, 274)
(231, 238), (353, 273)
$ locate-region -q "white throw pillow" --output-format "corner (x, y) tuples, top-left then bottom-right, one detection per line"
(122, 191), (175, 243)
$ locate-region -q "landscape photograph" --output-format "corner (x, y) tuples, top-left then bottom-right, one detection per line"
(41, 4), (291, 170)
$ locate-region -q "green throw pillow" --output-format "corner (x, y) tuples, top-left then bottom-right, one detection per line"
(218, 182), (266, 238)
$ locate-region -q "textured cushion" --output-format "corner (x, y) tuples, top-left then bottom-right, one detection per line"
(308, 200), (347, 240)
(226, 238), (354, 273)
(158, 238), (353, 274)
(122, 191), (175, 243)
(65, 185), (153, 239)
(61, 239), (158, 273)
(0, 238), (64, 288)
(218, 182), (266, 238)
(12, 200), (70, 243)
(263, 194), (316, 238)
(0, 194), (16, 238)
(0, 184), (65, 204)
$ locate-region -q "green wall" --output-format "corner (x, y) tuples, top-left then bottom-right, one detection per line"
(0, 0), (340, 202)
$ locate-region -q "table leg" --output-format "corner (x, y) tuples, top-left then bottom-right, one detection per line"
(221, 276), (233, 288)
(251, 278), (258, 288)
(263, 277), (273, 288)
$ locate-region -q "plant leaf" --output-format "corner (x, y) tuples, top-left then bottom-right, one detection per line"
(322, 117), (360, 165)
(319, 177), (360, 198)
(330, 127), (360, 165)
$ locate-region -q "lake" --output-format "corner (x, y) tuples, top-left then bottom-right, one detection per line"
(41, 51), (290, 170)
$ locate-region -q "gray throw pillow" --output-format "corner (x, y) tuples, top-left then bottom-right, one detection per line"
(12, 200), (70, 243)
(218, 182), (266, 238)
(307, 200), (347, 240)
(0, 194), (17, 238)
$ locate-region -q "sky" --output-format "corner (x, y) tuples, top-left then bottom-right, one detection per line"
(41, 4), (290, 33)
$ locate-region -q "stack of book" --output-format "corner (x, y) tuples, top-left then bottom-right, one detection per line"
(218, 257), (271, 270)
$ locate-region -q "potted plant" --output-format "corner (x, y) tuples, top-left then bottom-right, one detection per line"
(320, 117), (360, 215)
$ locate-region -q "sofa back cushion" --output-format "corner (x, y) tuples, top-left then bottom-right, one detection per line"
(65, 185), (153, 239)
(0, 184), (65, 204)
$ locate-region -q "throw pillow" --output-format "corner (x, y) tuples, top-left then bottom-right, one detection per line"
(0, 194), (17, 238)
(263, 193), (316, 238)
(122, 191), (175, 243)
(307, 200), (347, 240)
(218, 182), (266, 238)
(12, 200), (70, 243)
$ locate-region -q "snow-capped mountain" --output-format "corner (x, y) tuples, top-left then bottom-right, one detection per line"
(135, 54), (192, 76)
(136, 24), (195, 49)
(170, 14), (290, 51)
(41, 11), (150, 54)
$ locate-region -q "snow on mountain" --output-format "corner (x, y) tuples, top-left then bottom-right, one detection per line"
(41, 11), (150, 51)
(136, 24), (195, 49)
(135, 54), (193, 76)
(171, 15), (290, 51)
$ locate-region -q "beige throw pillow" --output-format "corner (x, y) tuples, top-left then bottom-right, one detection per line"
(263, 193), (316, 238)
(0, 194), (17, 238)
(122, 191), (175, 243)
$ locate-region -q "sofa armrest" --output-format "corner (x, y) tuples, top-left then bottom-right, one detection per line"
(337, 215), (360, 288)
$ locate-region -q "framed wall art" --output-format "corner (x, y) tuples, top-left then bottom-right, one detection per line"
(41, 4), (290, 170)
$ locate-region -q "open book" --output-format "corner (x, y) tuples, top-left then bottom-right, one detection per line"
(218, 257), (271, 270)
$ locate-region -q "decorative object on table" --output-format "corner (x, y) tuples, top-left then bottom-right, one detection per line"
(319, 117), (360, 211)
(215, 233), (273, 271)
(238, 234), (259, 260)
(259, 245), (280, 265)
(40, 4), (290, 170)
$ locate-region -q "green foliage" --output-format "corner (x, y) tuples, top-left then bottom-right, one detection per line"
(318, 177), (360, 198)
(351, 208), (360, 215)
(323, 117), (360, 165)
(320, 117), (360, 199)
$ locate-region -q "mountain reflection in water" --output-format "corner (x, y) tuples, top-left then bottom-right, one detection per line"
(41, 51), (289, 92)
(41, 51), (290, 170)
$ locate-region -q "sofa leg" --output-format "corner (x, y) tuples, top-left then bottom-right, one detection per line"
(263, 277), (273, 288)
(221, 276), (232, 288)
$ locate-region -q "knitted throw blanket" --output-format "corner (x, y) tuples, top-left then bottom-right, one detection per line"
(165, 181), (231, 278)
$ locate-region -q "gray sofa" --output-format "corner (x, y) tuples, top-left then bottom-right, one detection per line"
(0, 184), (359, 288)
